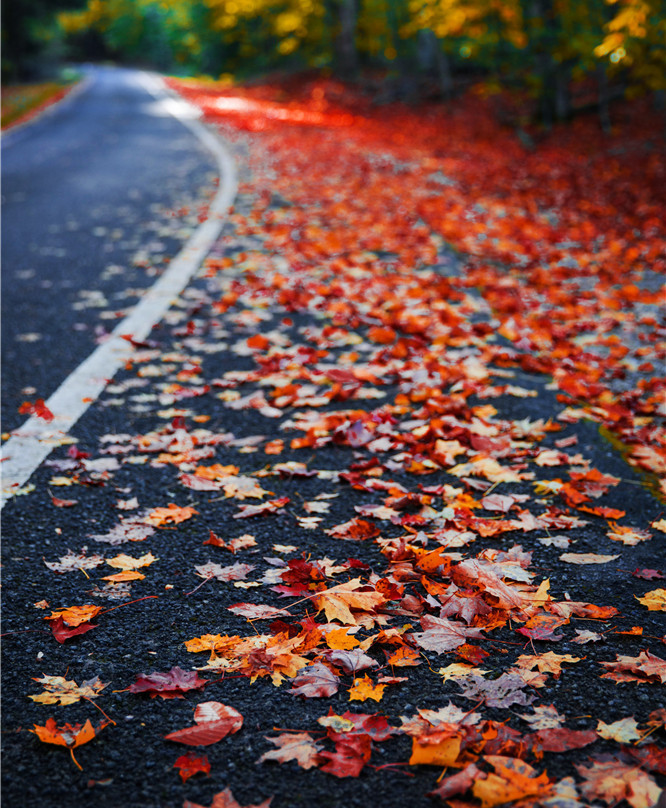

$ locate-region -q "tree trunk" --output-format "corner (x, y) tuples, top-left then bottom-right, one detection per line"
(597, 63), (611, 133)
(335, 0), (358, 78)
(418, 30), (454, 100)
(554, 63), (571, 121)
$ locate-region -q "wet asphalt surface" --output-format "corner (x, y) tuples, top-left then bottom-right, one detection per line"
(1, 76), (665, 808)
(1, 66), (216, 434)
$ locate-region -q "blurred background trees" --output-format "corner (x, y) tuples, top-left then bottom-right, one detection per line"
(3, 0), (665, 125)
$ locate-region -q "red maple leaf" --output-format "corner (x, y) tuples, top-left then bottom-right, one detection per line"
(129, 667), (209, 699)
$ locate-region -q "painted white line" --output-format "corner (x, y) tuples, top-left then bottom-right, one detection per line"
(1, 71), (237, 508)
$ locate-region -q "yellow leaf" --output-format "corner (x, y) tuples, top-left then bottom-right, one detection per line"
(636, 589), (666, 611)
(326, 628), (360, 650)
(106, 552), (158, 570)
(597, 717), (642, 743)
(348, 675), (385, 703)
(101, 570), (146, 582)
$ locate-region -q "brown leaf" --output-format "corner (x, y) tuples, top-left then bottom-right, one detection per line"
(258, 732), (322, 770)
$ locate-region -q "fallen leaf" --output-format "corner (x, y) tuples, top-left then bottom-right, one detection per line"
(129, 667), (209, 699)
(636, 589), (666, 611)
(173, 752), (211, 782)
(165, 702), (243, 746)
(258, 732), (322, 769)
(289, 663), (339, 698)
(559, 553), (620, 564)
(30, 717), (109, 769)
(597, 717), (643, 743)
(145, 503), (198, 526)
(183, 787), (272, 808)
(30, 675), (108, 706)
(348, 675), (385, 702)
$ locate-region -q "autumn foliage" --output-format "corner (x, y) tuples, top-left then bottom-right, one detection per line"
(10, 71), (665, 808)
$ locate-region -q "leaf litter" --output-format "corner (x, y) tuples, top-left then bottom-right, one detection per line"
(2, 76), (665, 807)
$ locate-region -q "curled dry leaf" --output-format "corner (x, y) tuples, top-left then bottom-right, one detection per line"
(165, 702), (243, 746)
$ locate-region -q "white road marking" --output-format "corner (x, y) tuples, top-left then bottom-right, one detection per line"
(1, 71), (237, 508)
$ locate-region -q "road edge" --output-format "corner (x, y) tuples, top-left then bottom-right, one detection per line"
(0, 71), (238, 508)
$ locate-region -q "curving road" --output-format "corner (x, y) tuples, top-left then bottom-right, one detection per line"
(1, 66), (218, 434)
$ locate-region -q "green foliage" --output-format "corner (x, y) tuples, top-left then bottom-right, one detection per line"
(45, 0), (666, 120)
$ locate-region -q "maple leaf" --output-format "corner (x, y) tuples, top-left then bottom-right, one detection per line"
(44, 549), (104, 574)
(101, 570), (145, 583)
(145, 503), (198, 526)
(173, 752), (210, 782)
(221, 475), (273, 500)
(204, 531), (257, 552)
(472, 756), (552, 808)
(129, 667), (209, 699)
(600, 652), (666, 684)
(106, 552), (158, 570)
(313, 578), (386, 625)
(530, 727), (597, 753)
(576, 756), (662, 808)
(45, 604), (103, 626)
(318, 733), (372, 778)
(513, 652), (582, 678)
(456, 673), (536, 708)
(233, 496), (290, 519)
(227, 603), (291, 620)
(409, 731), (463, 767)
(428, 762), (482, 800)
(318, 711), (395, 741)
(325, 518), (380, 541)
(183, 787), (272, 808)
(597, 717), (642, 743)
(288, 663), (339, 697)
(30, 675), (108, 706)
(518, 704), (565, 729)
(44, 604), (103, 643)
(606, 522), (652, 546)
(636, 589), (666, 611)
(410, 615), (484, 653)
(195, 562), (255, 582)
(30, 717), (109, 770)
(88, 516), (156, 545)
(165, 702), (243, 746)
(348, 675), (385, 702)
(517, 613), (568, 641)
(324, 648), (378, 675)
(632, 568), (665, 580)
(258, 732), (322, 769)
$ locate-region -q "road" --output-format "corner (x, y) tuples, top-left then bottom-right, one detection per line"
(1, 66), (217, 435)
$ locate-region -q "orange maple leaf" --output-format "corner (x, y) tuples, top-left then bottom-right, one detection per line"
(145, 503), (198, 526)
(30, 717), (109, 769)
(348, 675), (385, 703)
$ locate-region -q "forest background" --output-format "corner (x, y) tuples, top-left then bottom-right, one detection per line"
(2, 0), (665, 131)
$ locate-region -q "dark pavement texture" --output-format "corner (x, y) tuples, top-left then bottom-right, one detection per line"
(1, 66), (216, 434)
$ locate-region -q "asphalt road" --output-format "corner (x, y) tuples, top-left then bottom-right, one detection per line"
(1, 66), (217, 435)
